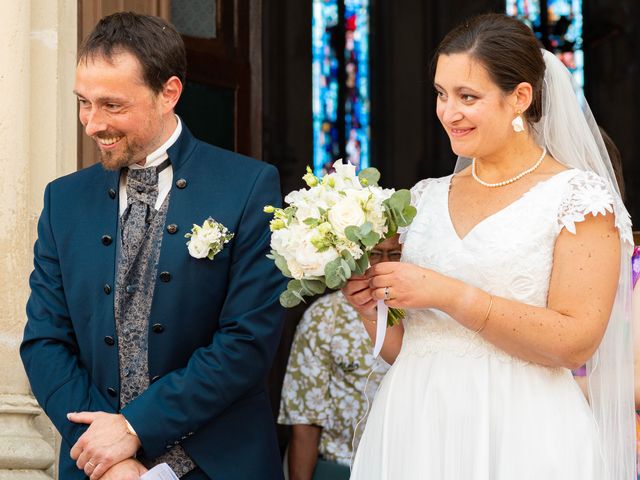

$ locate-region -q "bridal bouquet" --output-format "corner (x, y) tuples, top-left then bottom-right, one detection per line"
(264, 160), (416, 326)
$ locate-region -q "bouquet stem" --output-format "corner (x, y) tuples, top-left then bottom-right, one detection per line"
(387, 307), (405, 327)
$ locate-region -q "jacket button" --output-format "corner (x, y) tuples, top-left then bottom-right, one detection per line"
(167, 224), (178, 234)
(108, 188), (117, 199)
(107, 387), (117, 397)
(103, 284), (111, 295)
(125, 284), (137, 294)
(159, 271), (171, 282)
(176, 178), (187, 189)
(152, 323), (165, 333)
(104, 336), (115, 346)
(151, 375), (161, 383)
(101, 235), (112, 246)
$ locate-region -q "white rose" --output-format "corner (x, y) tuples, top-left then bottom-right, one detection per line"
(291, 229), (340, 277)
(328, 196), (366, 239)
(187, 236), (211, 259)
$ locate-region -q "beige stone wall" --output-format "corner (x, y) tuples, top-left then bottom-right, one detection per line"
(0, 0), (77, 478)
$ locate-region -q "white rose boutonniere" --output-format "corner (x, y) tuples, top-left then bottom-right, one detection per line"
(185, 217), (234, 260)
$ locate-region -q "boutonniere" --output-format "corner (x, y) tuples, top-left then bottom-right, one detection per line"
(185, 217), (234, 260)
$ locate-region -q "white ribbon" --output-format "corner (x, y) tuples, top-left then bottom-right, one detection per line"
(373, 300), (388, 358)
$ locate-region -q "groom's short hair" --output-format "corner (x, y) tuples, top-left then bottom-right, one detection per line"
(78, 12), (187, 94)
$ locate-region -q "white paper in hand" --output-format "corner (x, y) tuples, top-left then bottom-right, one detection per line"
(140, 463), (179, 480)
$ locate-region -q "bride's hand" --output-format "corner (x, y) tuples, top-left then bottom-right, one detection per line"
(366, 262), (432, 309)
(342, 275), (377, 323)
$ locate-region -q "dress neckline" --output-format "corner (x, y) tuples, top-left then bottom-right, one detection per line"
(445, 169), (576, 242)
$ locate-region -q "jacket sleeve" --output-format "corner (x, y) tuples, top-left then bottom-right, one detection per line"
(121, 164), (287, 457)
(20, 183), (115, 448)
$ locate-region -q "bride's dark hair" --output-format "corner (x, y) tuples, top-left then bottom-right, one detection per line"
(432, 13), (545, 124)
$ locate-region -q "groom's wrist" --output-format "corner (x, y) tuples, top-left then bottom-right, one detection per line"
(124, 418), (138, 437)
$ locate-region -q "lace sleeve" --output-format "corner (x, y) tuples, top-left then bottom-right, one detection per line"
(398, 178), (432, 244)
(557, 170), (633, 247)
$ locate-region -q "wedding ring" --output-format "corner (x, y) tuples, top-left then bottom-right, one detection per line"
(384, 286), (390, 301)
(87, 461), (96, 469)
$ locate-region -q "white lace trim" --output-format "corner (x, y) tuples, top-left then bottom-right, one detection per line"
(399, 178), (441, 244)
(557, 170), (633, 247)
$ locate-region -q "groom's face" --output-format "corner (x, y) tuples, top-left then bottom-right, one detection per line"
(74, 51), (168, 170)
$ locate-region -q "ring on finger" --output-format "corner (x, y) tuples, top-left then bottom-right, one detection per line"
(383, 286), (390, 301)
(87, 461), (96, 469)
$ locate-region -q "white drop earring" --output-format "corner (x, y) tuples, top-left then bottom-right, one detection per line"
(512, 110), (524, 133)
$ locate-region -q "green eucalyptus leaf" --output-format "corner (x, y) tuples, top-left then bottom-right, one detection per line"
(361, 231), (381, 248)
(303, 217), (320, 226)
(280, 290), (301, 308)
(270, 251), (292, 277)
(358, 167), (381, 187)
(359, 221), (373, 236)
(338, 259), (352, 282)
(345, 226), (362, 243)
(393, 189), (411, 205)
(301, 279), (326, 295)
(324, 257), (344, 289)
(354, 252), (369, 275)
(341, 249), (356, 271)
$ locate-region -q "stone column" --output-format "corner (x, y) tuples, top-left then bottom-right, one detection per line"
(0, 1), (77, 479)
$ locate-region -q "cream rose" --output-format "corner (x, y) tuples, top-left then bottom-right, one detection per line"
(187, 236), (211, 259)
(328, 196), (367, 239)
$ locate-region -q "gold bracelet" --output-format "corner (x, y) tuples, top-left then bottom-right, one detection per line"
(474, 295), (493, 334)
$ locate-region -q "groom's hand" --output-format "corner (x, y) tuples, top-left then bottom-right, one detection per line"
(68, 411), (141, 479)
(102, 458), (148, 480)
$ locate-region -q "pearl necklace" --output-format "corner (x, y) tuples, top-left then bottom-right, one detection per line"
(471, 147), (547, 188)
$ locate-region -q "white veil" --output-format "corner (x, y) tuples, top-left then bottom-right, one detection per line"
(538, 50), (635, 480)
(456, 50), (636, 478)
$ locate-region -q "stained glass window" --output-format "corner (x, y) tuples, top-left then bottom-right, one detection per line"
(312, 0), (370, 175)
(506, 0), (584, 91)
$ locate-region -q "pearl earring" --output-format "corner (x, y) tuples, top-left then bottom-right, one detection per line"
(512, 110), (524, 133)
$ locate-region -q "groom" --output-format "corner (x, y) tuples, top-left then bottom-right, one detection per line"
(21, 12), (285, 480)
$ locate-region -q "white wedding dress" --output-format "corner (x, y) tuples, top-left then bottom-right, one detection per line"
(350, 169), (619, 479)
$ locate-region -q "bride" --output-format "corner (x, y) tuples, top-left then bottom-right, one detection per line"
(344, 13), (635, 479)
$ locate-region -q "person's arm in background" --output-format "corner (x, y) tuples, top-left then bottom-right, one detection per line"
(288, 424), (322, 480)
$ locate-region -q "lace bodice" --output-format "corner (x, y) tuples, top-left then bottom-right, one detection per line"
(398, 169), (631, 361)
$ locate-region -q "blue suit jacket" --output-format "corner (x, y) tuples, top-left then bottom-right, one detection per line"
(21, 126), (287, 479)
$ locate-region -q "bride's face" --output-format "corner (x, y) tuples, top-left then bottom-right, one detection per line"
(434, 53), (515, 159)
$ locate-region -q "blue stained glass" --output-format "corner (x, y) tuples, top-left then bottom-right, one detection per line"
(506, 0), (542, 32)
(312, 0), (370, 176)
(506, 0), (584, 93)
(344, 0), (370, 173)
(547, 0), (584, 90)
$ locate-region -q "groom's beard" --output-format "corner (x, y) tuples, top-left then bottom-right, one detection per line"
(96, 134), (146, 171)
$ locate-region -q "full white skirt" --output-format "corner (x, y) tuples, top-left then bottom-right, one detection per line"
(350, 346), (604, 479)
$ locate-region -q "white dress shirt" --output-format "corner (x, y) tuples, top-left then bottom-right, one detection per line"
(118, 116), (182, 216)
